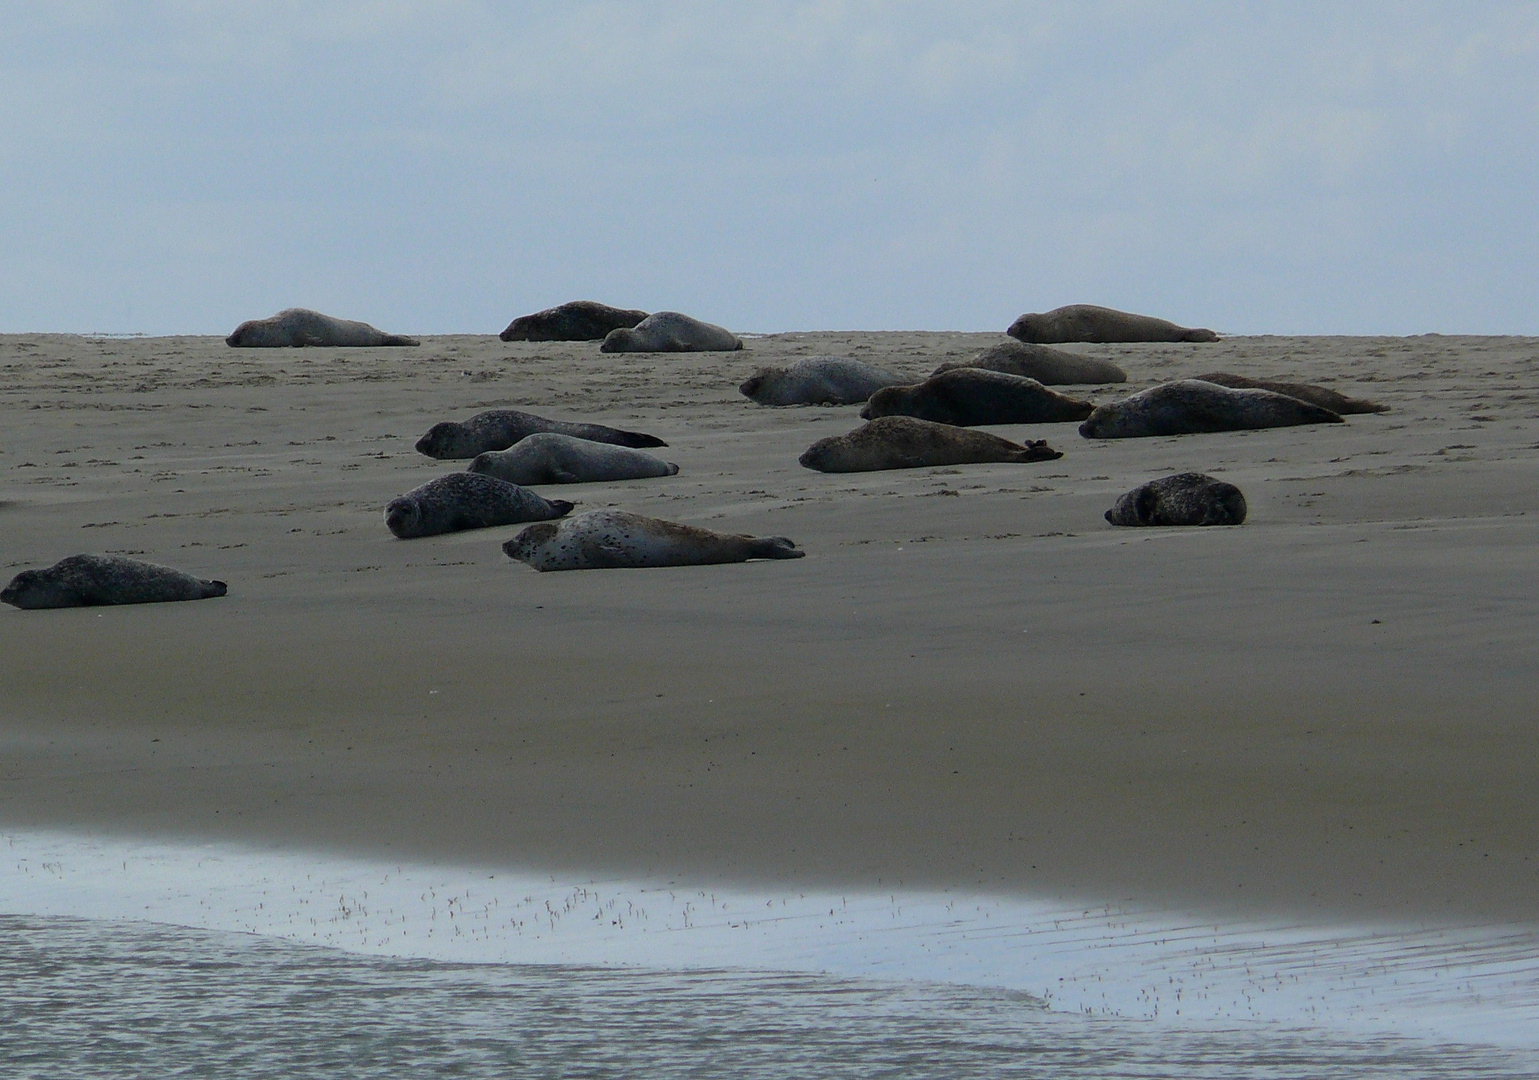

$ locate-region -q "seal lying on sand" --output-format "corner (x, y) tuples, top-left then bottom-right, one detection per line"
(1193, 372), (1389, 415)
(933, 339), (1127, 385)
(1008, 304), (1217, 344)
(415, 409), (667, 459)
(800, 416), (1062, 473)
(468, 433), (679, 485)
(2, 554), (226, 609)
(1079, 380), (1344, 439)
(385, 474), (572, 539)
(860, 369), (1094, 426)
(1105, 473), (1248, 527)
(226, 308), (419, 347)
(499, 300), (649, 342)
(740, 356), (909, 406)
(600, 312), (742, 353)
(503, 510), (803, 571)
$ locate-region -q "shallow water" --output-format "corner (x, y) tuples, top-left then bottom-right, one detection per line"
(3, 915), (1534, 1080)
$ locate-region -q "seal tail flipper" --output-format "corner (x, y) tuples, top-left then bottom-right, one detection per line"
(747, 537), (805, 560)
(617, 431), (668, 449)
(547, 500), (575, 518)
(201, 580), (228, 598)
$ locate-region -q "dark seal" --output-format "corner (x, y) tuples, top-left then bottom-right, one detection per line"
(1105, 473), (1247, 527)
(799, 416), (1062, 473)
(503, 510), (804, 571)
(1079, 380), (1344, 439)
(1193, 373), (1388, 415)
(385, 473), (573, 539)
(226, 308), (418, 347)
(1008, 304), (1217, 344)
(499, 300), (649, 342)
(740, 356), (910, 406)
(933, 339), (1127, 385)
(860, 369), (1094, 426)
(2, 554), (227, 609)
(415, 409), (667, 460)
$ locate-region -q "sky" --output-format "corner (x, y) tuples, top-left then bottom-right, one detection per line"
(1, 2), (1536, 336)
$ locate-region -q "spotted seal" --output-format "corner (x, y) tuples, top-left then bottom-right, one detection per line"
(600, 312), (743, 353)
(1008, 304), (1217, 344)
(799, 416), (1062, 473)
(385, 473), (572, 539)
(932, 339), (1127, 385)
(415, 409), (667, 460)
(1105, 473), (1248, 526)
(1079, 380), (1344, 439)
(740, 356), (910, 406)
(1192, 372), (1389, 415)
(226, 308), (419, 347)
(503, 510), (803, 571)
(2, 554), (227, 609)
(499, 300), (649, 342)
(468, 433), (679, 485)
(860, 369), (1094, 426)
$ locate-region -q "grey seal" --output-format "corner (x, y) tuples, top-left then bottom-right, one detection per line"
(468, 433), (679, 485)
(933, 339), (1127, 385)
(415, 409), (667, 460)
(2, 554), (226, 609)
(740, 356), (910, 406)
(1106, 473), (1247, 526)
(1079, 380), (1344, 439)
(860, 369), (1094, 426)
(600, 312), (743, 353)
(226, 308), (419, 347)
(1008, 304), (1217, 344)
(1192, 372), (1389, 415)
(385, 473), (573, 539)
(503, 510), (803, 571)
(499, 300), (649, 342)
(800, 416), (1062, 473)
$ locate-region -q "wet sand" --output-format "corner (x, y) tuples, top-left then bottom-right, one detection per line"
(2, 330), (1537, 923)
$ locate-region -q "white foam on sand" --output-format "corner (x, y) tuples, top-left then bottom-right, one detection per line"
(3, 828), (1537, 1051)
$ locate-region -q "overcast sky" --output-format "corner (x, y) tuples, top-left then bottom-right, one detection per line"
(1, 2), (1535, 335)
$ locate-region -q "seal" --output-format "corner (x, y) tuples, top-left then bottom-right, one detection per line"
(2, 554), (227, 609)
(499, 300), (649, 342)
(1105, 473), (1247, 527)
(739, 356), (910, 406)
(1008, 304), (1217, 344)
(503, 510), (804, 571)
(415, 409), (667, 460)
(799, 416), (1062, 473)
(226, 308), (419, 347)
(385, 473), (573, 539)
(600, 312), (743, 353)
(1079, 380), (1344, 439)
(932, 339), (1127, 385)
(468, 433), (679, 485)
(1193, 372), (1389, 415)
(860, 369), (1094, 426)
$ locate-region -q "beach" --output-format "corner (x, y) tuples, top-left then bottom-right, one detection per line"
(2, 330), (1537, 926)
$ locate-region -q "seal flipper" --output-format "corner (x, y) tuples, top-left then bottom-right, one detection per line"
(201, 579), (228, 599)
(747, 537), (805, 560)
(547, 500), (575, 518)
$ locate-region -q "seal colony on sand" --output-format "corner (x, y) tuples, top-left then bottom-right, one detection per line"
(503, 510), (804, 571)
(2, 554), (227, 609)
(225, 308), (419, 348)
(1008, 304), (1218, 344)
(415, 409), (667, 460)
(800, 416), (1062, 473)
(1105, 473), (1248, 527)
(739, 356), (910, 406)
(1079, 380), (1345, 439)
(384, 474), (572, 539)
(860, 369), (1094, 426)
(933, 339), (1128, 385)
(499, 300), (649, 342)
(1192, 372), (1390, 415)
(601, 312), (743, 353)
(468, 433), (679, 485)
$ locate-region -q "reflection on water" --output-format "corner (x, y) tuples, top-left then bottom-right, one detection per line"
(2, 915), (1532, 1079)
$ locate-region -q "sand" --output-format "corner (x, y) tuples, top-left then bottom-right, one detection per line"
(2, 329), (1537, 923)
